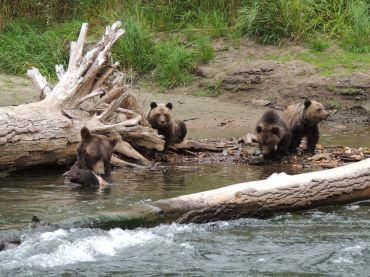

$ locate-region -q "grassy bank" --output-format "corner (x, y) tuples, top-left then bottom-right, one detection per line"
(0, 0), (369, 87)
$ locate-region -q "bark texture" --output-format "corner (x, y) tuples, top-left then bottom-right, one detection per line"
(152, 158), (370, 223)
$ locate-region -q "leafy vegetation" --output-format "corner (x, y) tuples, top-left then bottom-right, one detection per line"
(0, 0), (369, 87)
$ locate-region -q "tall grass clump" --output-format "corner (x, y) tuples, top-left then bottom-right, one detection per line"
(0, 20), (82, 78)
(344, 1), (370, 53)
(194, 36), (215, 63)
(112, 17), (155, 74)
(309, 39), (330, 52)
(237, 0), (312, 43)
(153, 41), (196, 88)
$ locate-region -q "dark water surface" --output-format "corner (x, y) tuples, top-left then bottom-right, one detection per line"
(0, 131), (369, 276)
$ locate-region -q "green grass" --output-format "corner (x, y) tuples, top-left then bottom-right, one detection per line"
(326, 100), (342, 110)
(1, 0), (370, 88)
(152, 41), (196, 88)
(309, 39), (330, 52)
(343, 1), (370, 53)
(264, 46), (370, 76)
(0, 20), (82, 79)
(112, 17), (155, 74)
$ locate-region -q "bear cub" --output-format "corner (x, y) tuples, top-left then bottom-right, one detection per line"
(256, 109), (291, 160)
(148, 102), (187, 152)
(283, 99), (329, 154)
(76, 127), (118, 182)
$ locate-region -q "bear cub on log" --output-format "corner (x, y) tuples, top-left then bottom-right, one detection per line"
(256, 109), (291, 160)
(283, 99), (329, 154)
(148, 102), (187, 152)
(66, 127), (118, 186)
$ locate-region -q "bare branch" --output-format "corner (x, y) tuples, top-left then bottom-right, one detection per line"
(68, 23), (89, 71)
(55, 64), (65, 81)
(92, 62), (118, 91)
(111, 156), (148, 169)
(97, 92), (126, 121)
(26, 67), (52, 100)
(114, 140), (150, 165)
(75, 89), (105, 106)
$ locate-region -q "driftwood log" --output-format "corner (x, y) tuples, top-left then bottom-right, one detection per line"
(153, 158), (370, 223)
(0, 20), (220, 171)
(0, 21), (165, 170)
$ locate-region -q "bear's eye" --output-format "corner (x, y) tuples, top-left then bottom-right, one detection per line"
(256, 126), (262, 133)
(316, 108), (322, 112)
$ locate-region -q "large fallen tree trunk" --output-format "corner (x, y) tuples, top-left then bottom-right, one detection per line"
(0, 21), (164, 170)
(152, 158), (370, 223)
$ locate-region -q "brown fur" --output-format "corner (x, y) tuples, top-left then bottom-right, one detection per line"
(256, 109), (291, 160)
(147, 102), (187, 152)
(77, 127), (118, 180)
(283, 99), (329, 153)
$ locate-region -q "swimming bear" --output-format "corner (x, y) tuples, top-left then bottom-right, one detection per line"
(76, 127), (118, 181)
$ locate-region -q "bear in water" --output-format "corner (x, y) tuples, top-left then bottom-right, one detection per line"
(75, 127), (118, 182)
(255, 109), (291, 160)
(283, 99), (329, 154)
(147, 102), (187, 152)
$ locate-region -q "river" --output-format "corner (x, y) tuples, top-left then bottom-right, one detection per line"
(0, 130), (369, 276)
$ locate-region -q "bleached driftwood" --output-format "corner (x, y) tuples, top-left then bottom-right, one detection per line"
(153, 158), (370, 223)
(172, 140), (223, 152)
(0, 21), (164, 170)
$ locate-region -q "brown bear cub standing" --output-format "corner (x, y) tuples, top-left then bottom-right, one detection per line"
(256, 109), (291, 160)
(76, 127), (118, 181)
(283, 99), (329, 154)
(148, 102), (187, 152)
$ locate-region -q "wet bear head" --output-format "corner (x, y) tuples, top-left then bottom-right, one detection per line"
(304, 100), (329, 125)
(77, 127), (118, 176)
(256, 110), (285, 156)
(148, 102), (173, 129)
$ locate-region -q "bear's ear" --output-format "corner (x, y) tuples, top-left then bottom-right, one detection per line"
(271, 127), (280, 136)
(166, 102), (173, 110)
(80, 127), (91, 141)
(304, 99), (312, 109)
(150, 102), (157, 109)
(256, 126), (262, 133)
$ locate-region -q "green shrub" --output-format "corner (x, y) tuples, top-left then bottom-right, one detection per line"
(237, 0), (312, 43)
(344, 1), (370, 53)
(153, 41), (195, 88)
(112, 17), (155, 74)
(194, 36), (215, 64)
(0, 20), (81, 79)
(309, 39), (330, 52)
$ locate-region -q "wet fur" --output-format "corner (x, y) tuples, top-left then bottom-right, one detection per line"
(283, 99), (329, 154)
(65, 168), (101, 187)
(77, 127), (118, 180)
(256, 109), (291, 160)
(148, 102), (187, 152)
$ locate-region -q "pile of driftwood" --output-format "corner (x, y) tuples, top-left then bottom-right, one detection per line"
(0, 21), (217, 171)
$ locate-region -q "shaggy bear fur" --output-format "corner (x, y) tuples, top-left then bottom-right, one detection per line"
(256, 109), (291, 160)
(76, 127), (118, 181)
(65, 168), (102, 187)
(283, 99), (329, 154)
(147, 102), (187, 152)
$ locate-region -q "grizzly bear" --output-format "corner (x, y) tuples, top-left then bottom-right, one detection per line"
(147, 102), (187, 152)
(76, 127), (118, 181)
(256, 109), (291, 160)
(283, 99), (329, 154)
